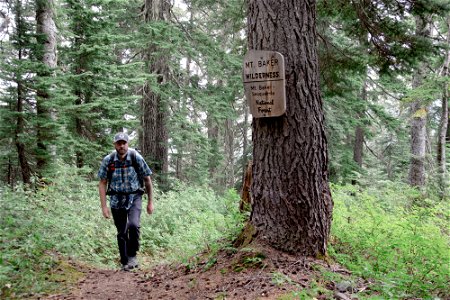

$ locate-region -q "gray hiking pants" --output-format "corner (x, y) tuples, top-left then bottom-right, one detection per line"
(111, 195), (142, 266)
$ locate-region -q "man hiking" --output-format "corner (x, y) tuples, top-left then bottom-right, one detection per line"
(98, 132), (154, 271)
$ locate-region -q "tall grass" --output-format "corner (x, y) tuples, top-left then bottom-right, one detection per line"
(0, 165), (243, 298)
(330, 183), (449, 299)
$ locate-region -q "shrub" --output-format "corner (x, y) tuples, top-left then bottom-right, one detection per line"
(330, 184), (449, 299)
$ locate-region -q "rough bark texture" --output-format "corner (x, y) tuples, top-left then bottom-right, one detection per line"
(140, 0), (170, 187)
(248, 0), (333, 255)
(35, 0), (57, 177)
(239, 160), (252, 212)
(408, 16), (429, 188)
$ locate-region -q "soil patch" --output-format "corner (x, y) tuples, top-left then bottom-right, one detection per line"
(43, 241), (364, 300)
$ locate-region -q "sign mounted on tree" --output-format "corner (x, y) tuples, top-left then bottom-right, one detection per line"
(243, 50), (286, 118)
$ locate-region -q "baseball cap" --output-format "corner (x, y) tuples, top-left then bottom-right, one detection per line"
(114, 132), (129, 143)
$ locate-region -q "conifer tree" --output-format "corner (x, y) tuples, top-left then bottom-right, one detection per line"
(57, 0), (146, 168)
(139, 0), (170, 189)
(316, 0), (449, 184)
(35, 0), (57, 179)
(174, 0), (246, 190)
(0, 0), (35, 184)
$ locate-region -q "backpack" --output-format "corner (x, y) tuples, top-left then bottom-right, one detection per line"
(106, 148), (144, 195)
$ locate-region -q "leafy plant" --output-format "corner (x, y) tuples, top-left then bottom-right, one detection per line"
(329, 184), (449, 298)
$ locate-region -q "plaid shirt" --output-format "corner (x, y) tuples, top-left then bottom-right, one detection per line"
(98, 150), (152, 209)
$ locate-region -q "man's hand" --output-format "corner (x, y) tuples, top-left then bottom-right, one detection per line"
(147, 201), (154, 214)
(102, 205), (111, 219)
(144, 176), (154, 215)
(99, 179), (110, 218)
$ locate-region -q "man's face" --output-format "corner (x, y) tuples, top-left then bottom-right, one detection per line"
(114, 140), (128, 156)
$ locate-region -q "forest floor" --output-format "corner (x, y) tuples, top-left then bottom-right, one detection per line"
(42, 240), (370, 300)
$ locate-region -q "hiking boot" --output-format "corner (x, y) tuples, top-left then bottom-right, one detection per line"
(127, 256), (138, 270)
(121, 264), (130, 271)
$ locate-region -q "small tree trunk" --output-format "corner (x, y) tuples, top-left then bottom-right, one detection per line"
(35, 0), (57, 179)
(225, 118), (235, 188)
(437, 15), (450, 197)
(207, 115), (219, 176)
(353, 126), (364, 167)
(16, 80), (32, 185)
(353, 78), (367, 173)
(14, 3), (31, 185)
(409, 16), (429, 188)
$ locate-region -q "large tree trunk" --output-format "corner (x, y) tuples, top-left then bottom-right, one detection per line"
(35, 0), (57, 178)
(248, 0), (333, 256)
(140, 0), (169, 188)
(408, 16), (430, 188)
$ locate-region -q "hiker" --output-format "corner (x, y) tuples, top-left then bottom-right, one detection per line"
(98, 132), (154, 271)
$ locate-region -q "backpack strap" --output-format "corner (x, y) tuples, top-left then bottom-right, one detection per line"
(129, 149), (144, 190)
(129, 149), (138, 173)
(106, 149), (144, 194)
(106, 152), (116, 195)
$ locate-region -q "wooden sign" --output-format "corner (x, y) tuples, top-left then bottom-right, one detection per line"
(243, 50), (286, 118)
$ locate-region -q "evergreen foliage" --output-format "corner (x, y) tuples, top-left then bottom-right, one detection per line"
(0, 0), (449, 297)
(56, 0), (147, 169)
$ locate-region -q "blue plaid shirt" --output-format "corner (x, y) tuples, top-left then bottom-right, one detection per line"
(98, 149), (152, 209)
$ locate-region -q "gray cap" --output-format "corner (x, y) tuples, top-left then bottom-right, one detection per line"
(114, 132), (129, 143)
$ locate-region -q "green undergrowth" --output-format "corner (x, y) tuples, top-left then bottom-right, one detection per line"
(140, 181), (244, 263)
(330, 183), (449, 299)
(0, 164), (244, 298)
(1, 166), (448, 299)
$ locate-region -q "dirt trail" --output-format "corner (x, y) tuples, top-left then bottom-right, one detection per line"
(44, 243), (360, 300)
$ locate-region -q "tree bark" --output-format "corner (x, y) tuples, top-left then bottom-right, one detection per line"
(353, 77), (368, 171)
(16, 80), (32, 185)
(140, 0), (170, 188)
(207, 115), (219, 176)
(248, 0), (333, 256)
(13, 1), (31, 185)
(242, 99), (250, 181)
(437, 15), (450, 197)
(35, 0), (57, 178)
(225, 118), (235, 188)
(353, 125), (364, 167)
(408, 16), (429, 188)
